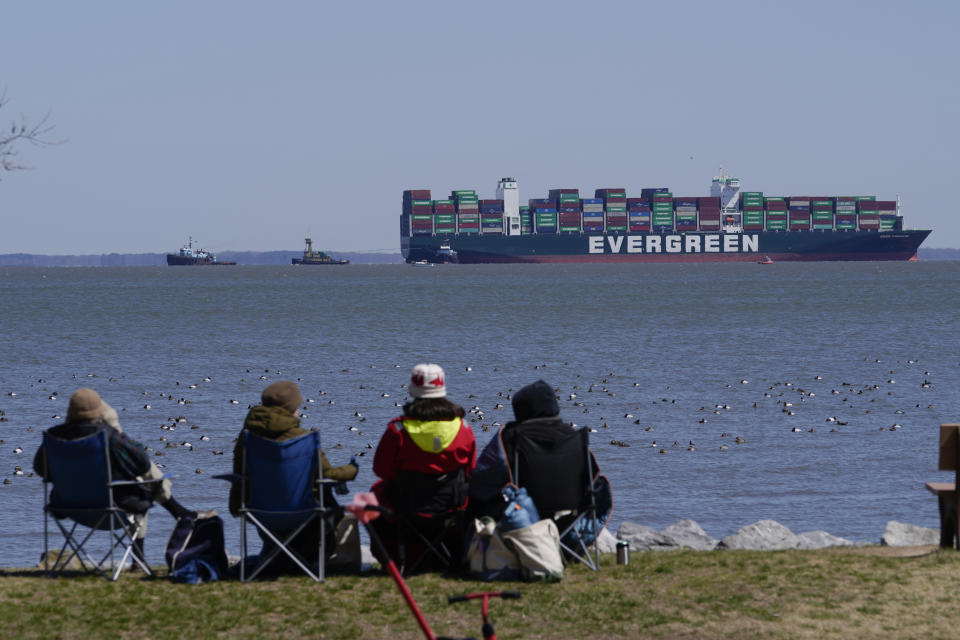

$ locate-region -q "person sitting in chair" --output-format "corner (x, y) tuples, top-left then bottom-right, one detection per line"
(469, 380), (611, 527)
(33, 388), (205, 566)
(230, 380), (358, 571)
(370, 363), (476, 570)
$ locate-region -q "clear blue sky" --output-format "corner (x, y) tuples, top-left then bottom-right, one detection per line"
(2, 0), (957, 254)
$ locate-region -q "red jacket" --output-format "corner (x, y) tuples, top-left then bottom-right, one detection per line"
(372, 415), (476, 501)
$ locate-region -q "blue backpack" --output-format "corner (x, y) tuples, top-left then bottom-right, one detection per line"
(500, 486), (540, 532)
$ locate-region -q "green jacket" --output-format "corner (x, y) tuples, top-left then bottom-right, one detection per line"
(229, 405), (358, 516)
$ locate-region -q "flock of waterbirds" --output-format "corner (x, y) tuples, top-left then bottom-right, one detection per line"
(0, 357), (940, 482)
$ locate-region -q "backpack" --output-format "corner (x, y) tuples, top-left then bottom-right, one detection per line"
(165, 515), (229, 584)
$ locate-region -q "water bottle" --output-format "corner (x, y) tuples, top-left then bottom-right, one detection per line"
(616, 540), (630, 565)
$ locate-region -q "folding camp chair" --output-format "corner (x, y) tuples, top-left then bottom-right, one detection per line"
(510, 427), (606, 570)
(215, 431), (331, 582)
(390, 467), (468, 575)
(41, 430), (160, 580)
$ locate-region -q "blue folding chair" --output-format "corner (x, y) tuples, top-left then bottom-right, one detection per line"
(41, 430), (161, 580)
(216, 431), (331, 582)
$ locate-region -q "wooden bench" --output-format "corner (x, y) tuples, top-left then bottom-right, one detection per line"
(925, 423), (960, 549)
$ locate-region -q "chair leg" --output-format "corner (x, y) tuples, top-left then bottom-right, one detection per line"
(240, 513), (247, 582)
(245, 514), (322, 582)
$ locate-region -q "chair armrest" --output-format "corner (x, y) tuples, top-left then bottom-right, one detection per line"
(108, 473), (175, 487)
(212, 473), (245, 483)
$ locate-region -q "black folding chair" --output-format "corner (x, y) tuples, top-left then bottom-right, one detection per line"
(390, 468), (468, 575)
(41, 430), (163, 580)
(510, 427), (603, 570)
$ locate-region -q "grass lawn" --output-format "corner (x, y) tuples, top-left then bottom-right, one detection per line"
(2, 546), (958, 639)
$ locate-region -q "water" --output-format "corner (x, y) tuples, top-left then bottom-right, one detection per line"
(1, 262), (958, 567)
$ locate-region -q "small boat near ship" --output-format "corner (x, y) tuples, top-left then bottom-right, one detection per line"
(166, 238), (235, 265)
(291, 237), (349, 265)
(758, 255), (774, 265)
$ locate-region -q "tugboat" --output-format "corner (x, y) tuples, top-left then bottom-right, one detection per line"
(436, 243), (458, 264)
(291, 237), (349, 265)
(407, 243), (458, 265)
(166, 237), (236, 265)
(758, 255), (774, 265)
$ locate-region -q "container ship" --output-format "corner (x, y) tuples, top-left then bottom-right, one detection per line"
(401, 176), (931, 263)
(166, 238), (236, 265)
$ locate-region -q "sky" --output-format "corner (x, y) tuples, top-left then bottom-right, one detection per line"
(1, 0), (958, 254)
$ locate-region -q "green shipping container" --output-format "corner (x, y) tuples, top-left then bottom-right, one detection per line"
(453, 190), (476, 196)
(410, 214), (433, 221)
(411, 200), (432, 206)
(559, 226), (580, 232)
(432, 199), (453, 205)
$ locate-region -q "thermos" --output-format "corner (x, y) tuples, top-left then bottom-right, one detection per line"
(616, 540), (630, 565)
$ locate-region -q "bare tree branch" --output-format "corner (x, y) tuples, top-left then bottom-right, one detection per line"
(0, 88), (64, 178)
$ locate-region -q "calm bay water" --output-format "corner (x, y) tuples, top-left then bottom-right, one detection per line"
(1, 261), (958, 567)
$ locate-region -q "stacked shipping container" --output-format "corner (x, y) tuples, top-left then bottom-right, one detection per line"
(876, 200), (897, 230)
(741, 191), (764, 231)
(452, 190), (478, 234)
(403, 189), (433, 235)
(787, 197), (811, 231)
(627, 198), (651, 232)
(479, 198), (504, 234)
(529, 198), (557, 234)
(811, 199), (834, 230)
(835, 197), (857, 230)
(857, 196), (878, 231)
(764, 197), (787, 231)
(641, 188), (674, 232)
(582, 198), (604, 232)
(698, 197), (721, 231)
(596, 188), (627, 232)
(551, 189), (581, 232)
(406, 186), (892, 236)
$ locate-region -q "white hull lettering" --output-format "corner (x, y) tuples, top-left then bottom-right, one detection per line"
(588, 234), (760, 254)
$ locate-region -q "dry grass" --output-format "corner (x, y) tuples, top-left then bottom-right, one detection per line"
(2, 546), (959, 639)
